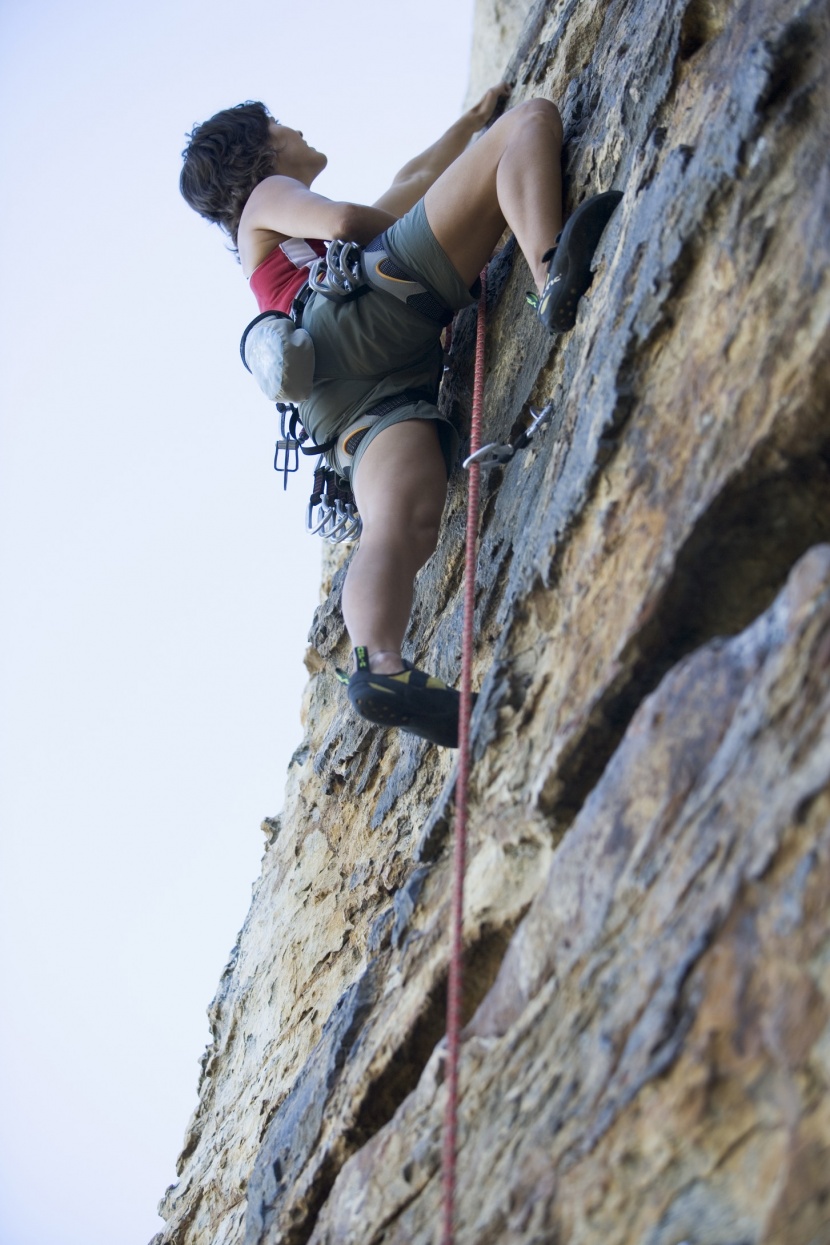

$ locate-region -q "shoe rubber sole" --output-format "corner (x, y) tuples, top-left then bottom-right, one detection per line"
(347, 667), (464, 748)
(538, 189), (623, 333)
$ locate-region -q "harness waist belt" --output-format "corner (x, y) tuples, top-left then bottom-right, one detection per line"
(360, 235), (454, 325)
(306, 237), (453, 325)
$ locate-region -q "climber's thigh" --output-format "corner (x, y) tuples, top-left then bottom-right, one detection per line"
(352, 420), (447, 548)
(424, 99), (562, 287)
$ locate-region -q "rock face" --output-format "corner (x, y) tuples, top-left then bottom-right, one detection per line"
(155, 0), (830, 1242)
(466, 0), (535, 103)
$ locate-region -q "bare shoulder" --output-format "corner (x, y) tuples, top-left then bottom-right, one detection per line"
(238, 177), (296, 276)
(241, 175), (322, 231)
(242, 178), (360, 265)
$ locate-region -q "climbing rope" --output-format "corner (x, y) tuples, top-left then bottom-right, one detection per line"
(441, 269), (487, 1245)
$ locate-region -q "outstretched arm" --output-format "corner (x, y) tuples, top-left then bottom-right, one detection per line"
(240, 176), (400, 253)
(373, 82), (510, 217)
(237, 83), (511, 269)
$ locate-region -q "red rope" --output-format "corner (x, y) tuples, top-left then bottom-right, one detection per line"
(441, 269), (487, 1245)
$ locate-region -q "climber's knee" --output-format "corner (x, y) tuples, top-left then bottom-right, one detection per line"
(509, 97), (563, 146)
(360, 495), (442, 570)
(407, 508), (442, 567)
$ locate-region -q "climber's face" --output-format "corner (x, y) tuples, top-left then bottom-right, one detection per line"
(268, 122), (327, 186)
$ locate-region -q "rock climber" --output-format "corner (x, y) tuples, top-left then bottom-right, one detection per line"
(180, 85), (621, 748)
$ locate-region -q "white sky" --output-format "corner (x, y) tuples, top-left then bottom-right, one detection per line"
(0, 2), (479, 1241)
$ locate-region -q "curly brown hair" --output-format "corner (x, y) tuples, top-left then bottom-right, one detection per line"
(180, 102), (279, 253)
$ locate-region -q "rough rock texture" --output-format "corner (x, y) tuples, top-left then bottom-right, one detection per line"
(308, 545), (830, 1245)
(155, 0), (830, 1242)
(466, 0), (535, 104)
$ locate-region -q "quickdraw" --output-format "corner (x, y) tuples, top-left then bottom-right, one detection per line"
(462, 399), (554, 470)
(272, 403), (363, 545)
(306, 463), (362, 544)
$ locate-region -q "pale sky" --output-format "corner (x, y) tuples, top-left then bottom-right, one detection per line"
(0, 2), (479, 1241)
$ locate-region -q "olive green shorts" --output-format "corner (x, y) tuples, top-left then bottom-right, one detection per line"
(299, 199), (479, 481)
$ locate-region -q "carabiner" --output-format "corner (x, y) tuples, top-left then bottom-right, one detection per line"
(306, 500), (327, 535)
(517, 401), (554, 447)
(463, 441), (515, 469)
(324, 499), (350, 542)
(328, 503), (361, 544)
(307, 239), (363, 299)
(462, 400), (555, 471)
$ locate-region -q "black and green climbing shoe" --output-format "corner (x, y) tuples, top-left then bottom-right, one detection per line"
(346, 647), (466, 748)
(536, 190), (623, 333)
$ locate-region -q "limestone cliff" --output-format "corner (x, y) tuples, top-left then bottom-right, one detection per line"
(155, 0), (830, 1241)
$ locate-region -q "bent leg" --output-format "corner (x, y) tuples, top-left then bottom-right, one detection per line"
(343, 420), (448, 674)
(423, 98), (564, 295)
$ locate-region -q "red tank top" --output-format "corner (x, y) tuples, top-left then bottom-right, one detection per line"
(249, 237), (327, 314)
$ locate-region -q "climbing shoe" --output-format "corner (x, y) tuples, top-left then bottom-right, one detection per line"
(533, 189), (624, 333)
(345, 647), (467, 748)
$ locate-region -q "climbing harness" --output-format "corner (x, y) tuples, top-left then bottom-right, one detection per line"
(269, 402), (362, 544)
(240, 228), (455, 544)
(361, 235), (454, 325)
(307, 234), (454, 324)
(462, 400), (554, 469)
(240, 282), (361, 544)
(441, 269), (487, 1245)
(266, 388), (437, 543)
(327, 390), (435, 477)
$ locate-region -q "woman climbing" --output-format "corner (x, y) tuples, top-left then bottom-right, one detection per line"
(180, 86), (621, 747)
